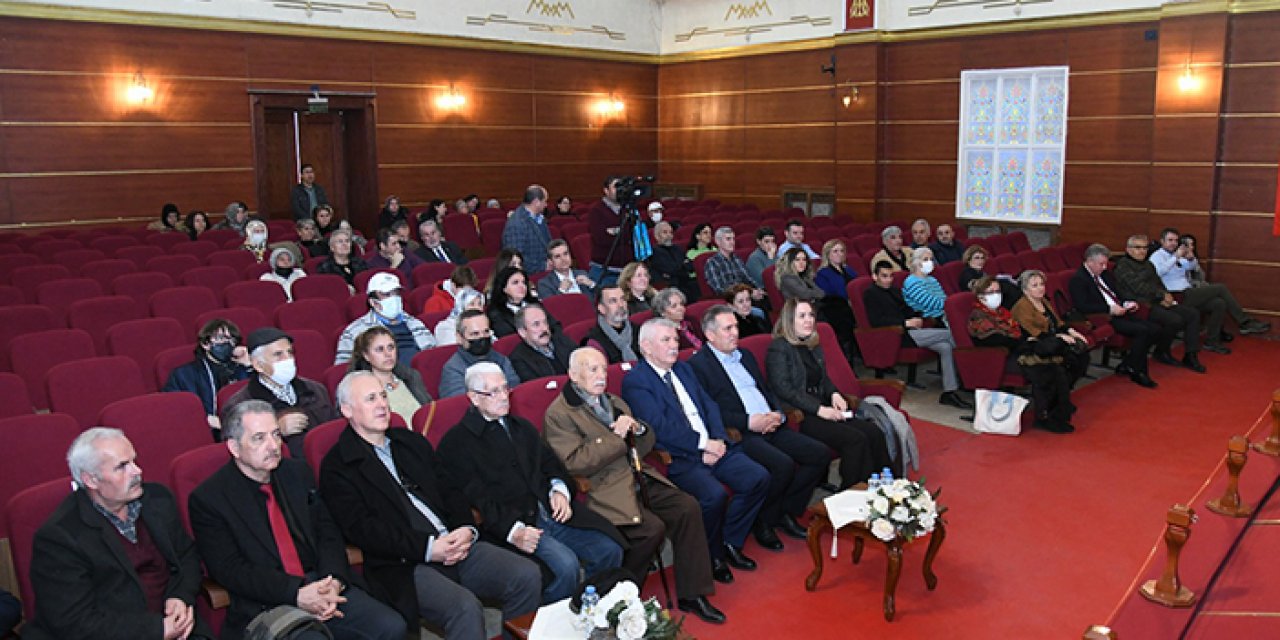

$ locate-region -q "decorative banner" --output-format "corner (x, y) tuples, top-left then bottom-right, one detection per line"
(846, 0), (874, 31)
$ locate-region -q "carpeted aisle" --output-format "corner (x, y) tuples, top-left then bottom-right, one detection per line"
(638, 338), (1280, 639)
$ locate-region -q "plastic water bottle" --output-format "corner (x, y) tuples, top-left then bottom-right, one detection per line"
(580, 585), (599, 621)
(881, 467), (894, 484)
(868, 473), (880, 490)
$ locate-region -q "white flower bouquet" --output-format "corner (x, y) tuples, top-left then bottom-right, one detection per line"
(579, 580), (685, 640)
(865, 477), (945, 542)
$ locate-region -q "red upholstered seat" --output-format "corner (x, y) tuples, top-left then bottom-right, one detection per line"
(206, 249), (257, 273)
(480, 219), (505, 256)
(276, 298), (346, 342)
(111, 271), (174, 307)
(113, 245), (165, 270)
(846, 277), (938, 384)
(0, 305), (59, 371)
(49, 248), (106, 271)
(144, 233), (190, 251)
(943, 292), (1027, 390)
(153, 344), (197, 390)
(288, 328), (335, 381)
(1007, 231), (1032, 254)
(99, 392), (212, 475)
(6, 477), (74, 620)
(410, 345), (458, 399)
(412, 262), (457, 291)
(0, 414), (78, 529)
(413, 395), (473, 447)
(144, 254), (202, 276)
(693, 252), (716, 300)
(468, 257), (497, 284)
(304, 418), (347, 483)
(67, 295), (143, 355)
(11, 328), (95, 409)
(510, 376), (568, 430)
(79, 258), (138, 291)
(150, 286), (222, 334)
(107, 317), (189, 392)
(170, 240), (220, 262)
(222, 281), (287, 319)
(11, 264), (73, 303)
(292, 274), (352, 308)
(47, 356), (148, 428)
(168, 443), (230, 533)
(36, 277), (103, 325)
(541, 292), (594, 328)
(181, 265), (240, 297)
(89, 235), (140, 254)
(0, 373), (33, 418)
(442, 213), (481, 250)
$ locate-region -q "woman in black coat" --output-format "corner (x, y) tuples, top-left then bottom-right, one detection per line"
(488, 266), (560, 337)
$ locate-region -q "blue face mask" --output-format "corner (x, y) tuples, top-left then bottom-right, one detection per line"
(209, 342), (234, 362)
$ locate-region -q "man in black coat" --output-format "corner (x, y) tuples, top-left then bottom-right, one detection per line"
(437, 362), (626, 603)
(414, 218), (469, 265)
(688, 306), (828, 551)
(25, 428), (210, 640)
(290, 163), (329, 221)
(320, 372), (541, 638)
(509, 304), (578, 381)
(189, 400), (405, 640)
(1068, 243), (1166, 388)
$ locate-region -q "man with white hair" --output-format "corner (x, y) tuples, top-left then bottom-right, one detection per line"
(438, 363), (625, 603)
(414, 218), (468, 264)
(335, 271), (436, 364)
(869, 225), (914, 273)
(320, 372), (542, 637)
(910, 218), (931, 249)
(703, 227), (767, 304)
(622, 319), (770, 583)
(26, 428), (209, 640)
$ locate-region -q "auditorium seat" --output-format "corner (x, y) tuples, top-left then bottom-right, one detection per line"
(412, 262), (457, 290)
(0, 254), (31, 284)
(200, 229), (241, 246)
(79, 258), (138, 291)
(145, 254), (202, 276)
(150, 286), (221, 334)
(563, 319), (596, 345)
(0, 284), (21, 306)
(992, 254), (1023, 279)
(47, 356), (148, 429)
(413, 395), (473, 447)
(107, 317), (189, 392)
(943, 292), (1027, 391)
(605, 361), (635, 397)
(89, 235), (140, 254)
(49, 248), (106, 271)
(289, 328), (334, 380)
(410, 345), (458, 398)
(27, 239), (81, 255)
(153, 344), (197, 390)
(98, 392), (212, 474)
(11, 328), (95, 409)
(468, 257), (497, 283)
(937, 261), (965, 295)
(291, 274), (352, 307)
(692, 252), (717, 300)
(276, 298), (346, 341)
(540, 292), (594, 327)
(1039, 246), (1069, 273)
(480, 219), (505, 256)
(846, 277), (938, 386)
(1007, 231), (1032, 254)
(6, 477), (73, 621)
(0, 414), (78, 531)
(10, 264), (72, 302)
(242, 261), (270, 281)
(1016, 250), (1047, 274)
(112, 271), (175, 307)
(0, 373), (32, 418)
(222, 281), (287, 319)
(493, 333), (522, 357)
(206, 249), (257, 273)
(112, 244), (165, 270)
(168, 443), (230, 533)
(144, 233), (190, 251)
(303, 418), (346, 483)
(68, 295), (143, 354)
(170, 240), (220, 262)
(0, 305), (59, 371)
(36, 277), (103, 325)
(510, 376), (568, 430)
(322, 363), (348, 401)
(194, 307), (269, 338)
(181, 265), (240, 297)
(628, 310), (653, 326)
(216, 379), (249, 414)
(442, 213), (481, 251)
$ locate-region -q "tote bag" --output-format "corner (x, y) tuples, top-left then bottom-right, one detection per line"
(973, 389), (1029, 436)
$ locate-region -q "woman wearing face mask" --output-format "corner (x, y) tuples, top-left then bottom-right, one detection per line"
(163, 319), (252, 441)
(348, 326), (431, 425)
(488, 266), (559, 337)
(242, 219), (269, 262)
(259, 247), (307, 301)
(435, 287), (486, 347)
(902, 247), (947, 322)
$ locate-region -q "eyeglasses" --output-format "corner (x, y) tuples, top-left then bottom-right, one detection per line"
(471, 387), (510, 398)
(1127, 245), (1148, 250)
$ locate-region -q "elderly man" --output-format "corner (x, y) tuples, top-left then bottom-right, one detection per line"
(290, 163), (329, 221)
(776, 219), (819, 259)
(909, 218), (931, 249)
(1069, 244), (1167, 389)
(1152, 227), (1269, 344)
(622, 319), (770, 582)
(336, 272), (435, 364)
(1113, 234), (1206, 372)
(928, 223), (963, 264)
(438, 363), (625, 603)
(26, 428), (209, 640)
(703, 226), (767, 303)
(222, 327), (338, 458)
(688, 306), (828, 550)
(509, 304), (578, 381)
(744, 226), (778, 288)
(365, 228), (425, 286)
(869, 225), (914, 272)
(537, 239), (595, 299)
(190, 401), (405, 640)
(584, 285), (641, 364)
(414, 218), (468, 264)
(544, 347), (725, 624)
(647, 221), (700, 302)
(320, 372), (542, 637)
(439, 309), (521, 398)
(501, 184), (553, 276)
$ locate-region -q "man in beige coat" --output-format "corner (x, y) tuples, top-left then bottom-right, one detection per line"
(542, 347), (725, 624)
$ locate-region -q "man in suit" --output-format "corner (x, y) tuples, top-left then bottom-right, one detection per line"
(163, 318), (252, 441)
(25, 428), (210, 640)
(622, 319), (770, 581)
(688, 305), (828, 551)
(1068, 243), (1166, 388)
(189, 401), (405, 640)
(543, 347), (726, 623)
(537, 239), (596, 299)
(509, 304), (578, 382)
(289, 163), (329, 221)
(501, 184), (553, 276)
(437, 362), (625, 603)
(320, 371), (541, 638)
(414, 218), (468, 265)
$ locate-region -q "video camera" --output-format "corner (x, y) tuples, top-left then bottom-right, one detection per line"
(614, 175), (655, 210)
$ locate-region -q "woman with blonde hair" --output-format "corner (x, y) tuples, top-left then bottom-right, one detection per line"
(349, 325), (431, 425)
(619, 261), (657, 314)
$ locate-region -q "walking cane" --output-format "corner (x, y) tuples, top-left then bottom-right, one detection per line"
(625, 429), (675, 609)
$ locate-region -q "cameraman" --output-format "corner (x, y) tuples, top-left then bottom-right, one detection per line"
(588, 176), (634, 287)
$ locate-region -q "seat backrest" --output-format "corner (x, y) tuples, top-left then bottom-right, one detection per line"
(510, 376), (568, 430)
(67, 295), (143, 355)
(1016, 250), (1046, 274)
(993, 254), (1023, 279)
(540, 292), (594, 327)
(568, 235), (591, 271)
(0, 373), (33, 418)
(289, 328), (335, 381)
(111, 271), (174, 307)
(170, 240), (220, 261)
(11, 328), (95, 409)
(413, 395), (473, 447)
(409, 345), (458, 398)
(194, 306), (269, 339)
(11, 264), (73, 302)
(99, 392), (212, 475)
(815, 322), (865, 399)
(48, 248), (106, 271)
(168, 443), (230, 532)
(605, 360), (635, 397)
(276, 298), (346, 341)
(0, 414), (78, 529)
(937, 261), (965, 295)
(411, 262), (457, 290)
(150, 286), (222, 334)
(480, 219), (505, 256)
(180, 265), (240, 297)
(846, 277), (874, 327)
(303, 418), (347, 483)
(1039, 246), (1069, 273)
(291, 274), (352, 307)
(113, 245), (165, 269)
(468, 257), (497, 284)
(985, 234), (1014, 256)
(737, 334), (773, 379)
(48, 356), (148, 429)
(493, 333), (523, 357)
(143, 233), (190, 251)
(206, 249), (257, 273)
(564, 319), (597, 345)
(693, 252), (716, 299)
(144, 254), (202, 276)
(442, 213), (481, 249)
(89, 235), (140, 254)
(79, 258), (138, 291)
(0, 304), (59, 371)
(6, 477), (73, 620)
(1007, 231), (1032, 254)
(943, 292), (978, 348)
(223, 280), (288, 319)
(107, 317), (189, 391)
(36, 277), (104, 325)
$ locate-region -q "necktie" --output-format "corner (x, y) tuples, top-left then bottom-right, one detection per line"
(259, 484), (304, 576)
(662, 371), (677, 398)
(1094, 274), (1119, 305)
(435, 246), (449, 263)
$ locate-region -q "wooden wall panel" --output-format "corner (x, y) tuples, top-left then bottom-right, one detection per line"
(375, 126), (538, 165)
(243, 35), (373, 86)
(880, 164), (956, 201)
(881, 83), (959, 122)
(0, 75), (251, 123)
(1150, 116), (1219, 162)
(835, 123), (877, 161)
(882, 40), (964, 82)
(659, 95), (745, 128)
(1226, 12), (1280, 64)
(1211, 215), (1279, 264)
(960, 31), (1068, 69)
(743, 50), (834, 91)
(658, 59), (745, 96)
(738, 127), (835, 161)
(659, 129), (744, 161)
(743, 90), (835, 125)
(1205, 262), (1280, 315)
(1068, 72), (1157, 117)
(882, 123), (957, 161)
(1221, 67), (1280, 114)
(1058, 209), (1145, 248)
(1062, 165), (1150, 209)
(0, 20), (248, 77)
(1147, 166), (1215, 211)
(7, 171), (254, 223)
(4, 126), (251, 174)
(377, 87), (535, 127)
(1067, 119), (1152, 162)
(373, 45), (535, 90)
(1214, 166), (1275, 213)
(1065, 23), (1159, 72)
(1219, 117), (1280, 163)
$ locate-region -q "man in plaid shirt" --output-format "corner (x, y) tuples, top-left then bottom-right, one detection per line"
(501, 184), (553, 275)
(703, 227), (768, 316)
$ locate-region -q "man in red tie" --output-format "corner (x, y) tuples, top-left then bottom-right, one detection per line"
(1068, 243), (1169, 388)
(189, 400), (405, 640)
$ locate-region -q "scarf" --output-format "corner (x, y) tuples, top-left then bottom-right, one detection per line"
(967, 302), (1021, 340)
(598, 317), (637, 361)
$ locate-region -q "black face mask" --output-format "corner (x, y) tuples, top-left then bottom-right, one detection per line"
(465, 338), (491, 357)
(274, 266), (293, 278)
(209, 342), (234, 362)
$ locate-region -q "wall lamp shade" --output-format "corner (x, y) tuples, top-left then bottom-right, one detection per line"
(126, 71), (153, 104)
(1177, 66), (1202, 93)
(435, 86), (466, 110)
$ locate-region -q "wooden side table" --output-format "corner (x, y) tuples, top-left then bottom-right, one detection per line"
(804, 499), (945, 621)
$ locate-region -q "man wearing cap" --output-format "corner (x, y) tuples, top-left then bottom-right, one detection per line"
(223, 327), (339, 458)
(335, 272), (435, 365)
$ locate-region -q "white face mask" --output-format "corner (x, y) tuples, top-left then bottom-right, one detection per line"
(267, 358), (296, 387)
(376, 294), (403, 319)
(650, 211), (663, 223)
(920, 259), (935, 275)
(249, 231), (267, 245)
(982, 292), (1002, 310)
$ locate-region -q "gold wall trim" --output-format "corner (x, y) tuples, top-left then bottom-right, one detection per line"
(0, 215), (154, 230)
(702, 193), (787, 201)
(879, 160), (953, 166)
(657, 123), (834, 132)
(1068, 115), (1154, 122)
(881, 67), (1155, 87)
(835, 121), (878, 127)
(381, 160), (658, 169)
(880, 78), (957, 87)
(655, 159), (832, 165)
(662, 84), (836, 99)
(1067, 161), (1152, 167)
(0, 121), (249, 128)
(0, 167), (251, 178)
(835, 160), (877, 165)
(1217, 161), (1279, 168)
(1225, 61), (1280, 69)
(1154, 112), (1221, 118)
(1222, 112), (1280, 118)
(835, 198), (876, 203)
(1063, 204), (1149, 212)
(380, 123), (659, 133)
(1213, 210), (1278, 218)
(881, 119), (959, 125)
(1205, 258), (1280, 267)
(1149, 209), (1211, 216)
(882, 198), (954, 206)
(1152, 162), (1213, 167)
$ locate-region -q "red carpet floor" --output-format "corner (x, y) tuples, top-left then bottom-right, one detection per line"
(638, 338), (1280, 638)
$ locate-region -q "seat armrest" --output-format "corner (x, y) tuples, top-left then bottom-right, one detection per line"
(201, 578), (230, 609)
(856, 378), (905, 407)
(573, 476), (592, 493)
(345, 545), (363, 567)
(726, 427), (742, 443)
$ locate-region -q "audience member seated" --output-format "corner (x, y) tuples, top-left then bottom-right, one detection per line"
(509, 304), (578, 381)
(1113, 234), (1206, 373)
(242, 219), (269, 263)
(585, 285), (642, 364)
(812, 239), (860, 362)
(776, 219), (819, 259)
(415, 218), (468, 265)
(501, 185), (553, 276)
(438, 362), (625, 603)
(213, 201), (249, 235)
(439, 310), (520, 398)
(259, 247), (307, 301)
(464, 194), (481, 213)
(490, 267), (556, 338)
(26, 428), (212, 640)
(691, 306), (827, 551)
(484, 248), (524, 295)
(653, 287), (703, 350)
(868, 225), (913, 273)
(435, 287), (485, 347)
(958, 244), (988, 293)
(863, 260), (972, 410)
(336, 219), (369, 251)
(296, 218), (328, 258)
(543, 347), (726, 624)
(454, 198), (472, 217)
(337, 272), (435, 365)
(424, 265), (478, 314)
(704, 227), (768, 313)
(686, 223), (716, 261)
(164, 318), (253, 440)
(389, 219), (420, 255)
(744, 226), (778, 289)
(1009, 272), (1091, 433)
(1068, 243), (1167, 389)
(538, 239), (596, 299)
(772, 246), (820, 303)
(622, 319), (770, 584)
(190, 401), (406, 640)
(315, 228), (369, 292)
(903, 247), (947, 323)
(1153, 227), (1269, 344)
(347, 325), (431, 425)
(725, 284), (771, 337)
(909, 218), (931, 249)
(766, 299), (892, 487)
(185, 210), (210, 241)
(223, 327), (339, 458)
(319, 371), (541, 636)
(648, 221), (700, 303)
(620, 261), (657, 314)
(377, 194), (407, 231)
(313, 204), (337, 236)
(646, 201), (670, 227)
(147, 202), (187, 233)
(554, 195), (574, 216)
(0, 588), (18, 638)
(929, 223), (964, 264)
(365, 228), (424, 286)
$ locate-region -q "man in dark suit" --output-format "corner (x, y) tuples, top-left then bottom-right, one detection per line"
(414, 218), (468, 265)
(509, 304), (578, 381)
(1068, 243), (1166, 388)
(189, 400), (405, 640)
(320, 371), (541, 638)
(289, 163), (329, 221)
(25, 428), (210, 640)
(688, 305), (828, 551)
(437, 362), (625, 603)
(622, 319), (770, 582)
(537, 239), (596, 299)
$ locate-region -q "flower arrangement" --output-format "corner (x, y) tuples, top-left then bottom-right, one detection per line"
(578, 581), (685, 640)
(866, 478), (945, 542)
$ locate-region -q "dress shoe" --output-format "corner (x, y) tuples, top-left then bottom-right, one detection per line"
(1033, 418), (1074, 434)
(711, 558), (734, 584)
(777, 514), (809, 540)
(939, 391), (973, 409)
(1239, 319), (1272, 335)
(723, 544), (757, 571)
(677, 596), (727, 624)
(1203, 342), (1231, 355)
(1219, 330), (1235, 343)
(1152, 351), (1180, 367)
(1182, 353), (1206, 373)
(752, 522), (784, 552)
(1114, 363), (1136, 377)
(1129, 372), (1158, 388)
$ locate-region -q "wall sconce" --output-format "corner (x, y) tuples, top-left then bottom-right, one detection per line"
(435, 85), (466, 111)
(841, 86), (860, 108)
(594, 95), (625, 118)
(1176, 63), (1201, 93)
(126, 70), (153, 104)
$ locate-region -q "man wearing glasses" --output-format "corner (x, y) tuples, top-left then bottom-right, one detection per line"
(437, 362), (625, 603)
(437, 310), (520, 398)
(1113, 234), (1206, 373)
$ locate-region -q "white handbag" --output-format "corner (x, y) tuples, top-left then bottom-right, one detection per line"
(973, 389), (1029, 436)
